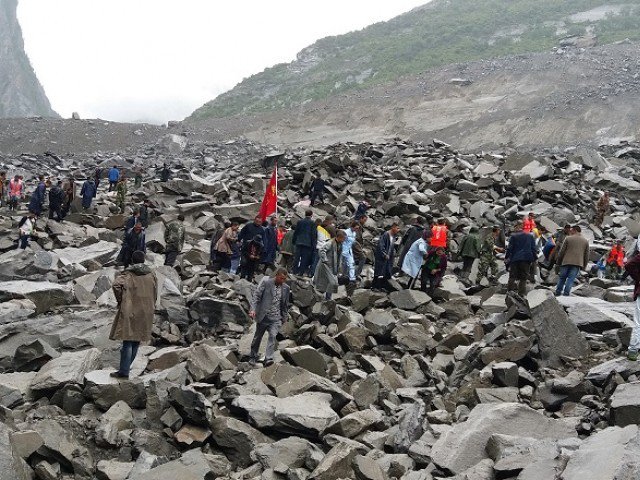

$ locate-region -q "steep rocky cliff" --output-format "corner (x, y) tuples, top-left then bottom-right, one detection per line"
(0, 0), (57, 118)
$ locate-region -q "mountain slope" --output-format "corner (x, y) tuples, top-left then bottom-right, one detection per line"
(0, 0), (57, 118)
(190, 0), (640, 120)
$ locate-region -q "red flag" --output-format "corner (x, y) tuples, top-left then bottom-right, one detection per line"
(258, 164), (277, 222)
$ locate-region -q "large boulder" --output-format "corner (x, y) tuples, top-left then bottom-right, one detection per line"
(0, 280), (75, 314)
(610, 382), (640, 427)
(31, 348), (100, 393)
(527, 290), (589, 367)
(210, 416), (273, 467)
(53, 241), (118, 267)
(430, 403), (577, 474)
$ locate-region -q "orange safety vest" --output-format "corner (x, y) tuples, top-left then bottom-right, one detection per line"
(607, 246), (624, 267)
(276, 228), (286, 246)
(9, 179), (23, 197)
(431, 225), (448, 248)
(523, 217), (536, 233)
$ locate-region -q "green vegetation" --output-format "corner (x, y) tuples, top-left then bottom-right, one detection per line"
(189, 0), (640, 120)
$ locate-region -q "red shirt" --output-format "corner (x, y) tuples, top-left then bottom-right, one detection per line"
(523, 217), (536, 233)
(431, 225), (448, 248)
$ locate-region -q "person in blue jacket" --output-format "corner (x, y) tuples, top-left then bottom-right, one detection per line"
(28, 175), (47, 216)
(80, 177), (97, 209)
(505, 221), (538, 297)
(108, 165), (120, 192)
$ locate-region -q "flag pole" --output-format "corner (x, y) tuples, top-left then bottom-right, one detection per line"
(274, 159), (278, 221)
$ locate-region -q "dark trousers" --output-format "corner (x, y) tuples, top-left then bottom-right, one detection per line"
(422, 271), (443, 295)
(118, 340), (140, 377)
(310, 190), (324, 206)
(508, 261), (531, 297)
(217, 252), (231, 271)
(250, 317), (281, 362)
(280, 253), (293, 271)
(48, 206), (62, 221)
(293, 245), (314, 275)
(165, 249), (179, 266)
(241, 259), (259, 281)
(461, 256), (475, 276)
(18, 234), (29, 250)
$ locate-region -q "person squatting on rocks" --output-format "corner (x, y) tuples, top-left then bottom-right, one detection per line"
(249, 268), (290, 367)
(108, 165), (120, 192)
(605, 240), (625, 279)
(28, 175), (46, 216)
(215, 221), (239, 272)
(505, 221), (537, 297)
(80, 176), (97, 210)
(555, 225), (590, 296)
(342, 221), (360, 296)
(48, 181), (65, 221)
(292, 210), (317, 276)
(354, 200), (370, 221)
(119, 222), (146, 268)
(476, 226), (503, 284)
(17, 212), (36, 250)
(458, 226), (481, 280)
(8, 175), (24, 211)
(594, 191), (610, 227)
(373, 223), (400, 291)
(164, 214), (185, 267)
(313, 230), (345, 300)
(110, 251), (157, 379)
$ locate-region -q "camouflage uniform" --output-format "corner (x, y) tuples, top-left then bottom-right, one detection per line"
(164, 221), (186, 267)
(115, 181), (127, 213)
(477, 235), (498, 282)
(594, 195), (610, 227)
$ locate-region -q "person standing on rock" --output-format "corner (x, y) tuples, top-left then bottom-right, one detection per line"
(605, 240), (625, 279)
(398, 217), (425, 271)
(594, 191), (610, 227)
(459, 226), (481, 280)
(476, 227), (503, 284)
(115, 176), (127, 214)
(313, 230), (345, 300)
(309, 176), (326, 206)
(554, 225), (590, 297)
(373, 223), (400, 291)
(342, 221), (361, 295)
(80, 176), (97, 210)
(249, 268), (290, 367)
(430, 219), (449, 251)
(160, 163), (171, 183)
(292, 210), (317, 276)
(139, 198), (151, 228)
(623, 252), (640, 360)
(110, 250), (157, 379)
(505, 221), (537, 297)
(523, 212), (537, 234)
(402, 229), (430, 289)
(48, 180), (65, 221)
(94, 166), (103, 191)
(261, 216), (279, 272)
(547, 224), (571, 270)
(133, 167), (143, 189)
(17, 212), (36, 249)
(279, 224), (295, 271)
(108, 165), (120, 192)
(215, 221), (239, 272)
(423, 246), (448, 295)
(313, 216), (334, 274)
(28, 175), (46, 216)
(354, 214), (368, 278)
(60, 177), (75, 219)
(125, 207), (142, 232)
(239, 215), (266, 251)
(8, 175), (24, 212)
(164, 214), (185, 267)
(241, 234), (264, 281)
(119, 222), (147, 268)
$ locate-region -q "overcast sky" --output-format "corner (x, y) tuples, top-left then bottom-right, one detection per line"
(18, 0), (428, 124)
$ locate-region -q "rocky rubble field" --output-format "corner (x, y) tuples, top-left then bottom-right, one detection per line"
(1, 133), (640, 479)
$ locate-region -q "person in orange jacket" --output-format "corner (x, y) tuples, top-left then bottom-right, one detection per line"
(523, 212), (537, 234)
(430, 219), (449, 250)
(606, 240), (625, 278)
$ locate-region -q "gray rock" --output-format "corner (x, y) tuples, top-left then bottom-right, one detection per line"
(282, 346), (327, 377)
(389, 290), (431, 310)
(430, 403), (576, 474)
(31, 348), (100, 393)
(527, 290), (589, 367)
(610, 382), (640, 427)
(0, 280), (75, 314)
(84, 369), (147, 410)
(210, 416), (273, 467)
(253, 436), (324, 471)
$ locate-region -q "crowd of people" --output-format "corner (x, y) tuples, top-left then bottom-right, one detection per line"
(6, 167), (640, 369)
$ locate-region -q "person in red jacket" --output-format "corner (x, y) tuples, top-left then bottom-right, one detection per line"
(430, 219), (449, 249)
(606, 241), (625, 279)
(624, 252), (640, 360)
(523, 212), (537, 234)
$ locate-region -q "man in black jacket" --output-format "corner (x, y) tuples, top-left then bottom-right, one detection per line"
(397, 217), (424, 270)
(48, 181), (65, 221)
(293, 210), (317, 276)
(239, 216), (265, 247)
